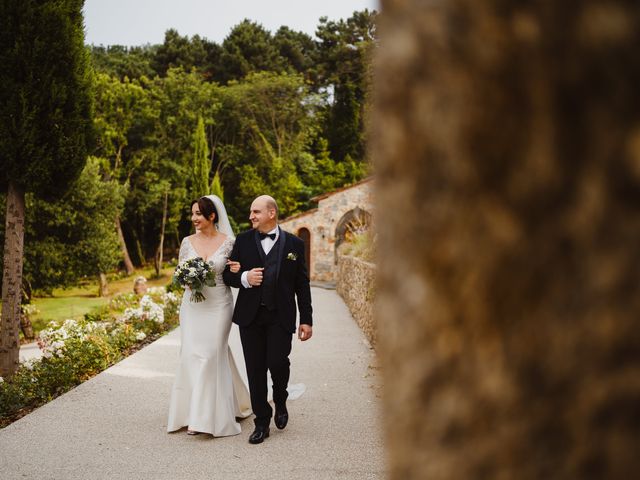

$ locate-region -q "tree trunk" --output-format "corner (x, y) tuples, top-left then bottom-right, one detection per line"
(115, 215), (134, 275)
(1, 182), (25, 377)
(133, 233), (145, 267)
(19, 313), (34, 341)
(20, 278), (35, 340)
(155, 190), (168, 277)
(98, 273), (108, 297)
(373, 1), (640, 479)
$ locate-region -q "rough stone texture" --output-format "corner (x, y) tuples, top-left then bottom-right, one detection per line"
(280, 178), (373, 281)
(373, 1), (640, 479)
(336, 255), (377, 347)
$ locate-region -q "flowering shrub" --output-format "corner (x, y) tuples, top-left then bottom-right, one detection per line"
(108, 292), (139, 312)
(21, 304), (40, 317)
(0, 285), (180, 427)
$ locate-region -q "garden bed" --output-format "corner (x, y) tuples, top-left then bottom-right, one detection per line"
(0, 285), (181, 428)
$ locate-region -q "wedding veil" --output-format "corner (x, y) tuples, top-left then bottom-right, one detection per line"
(205, 195), (234, 238)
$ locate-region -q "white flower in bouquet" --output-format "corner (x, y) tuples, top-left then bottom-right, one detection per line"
(172, 257), (216, 302)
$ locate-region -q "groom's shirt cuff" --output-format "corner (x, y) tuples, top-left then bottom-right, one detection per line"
(241, 271), (252, 288)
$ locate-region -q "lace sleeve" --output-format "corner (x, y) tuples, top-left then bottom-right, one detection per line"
(222, 236), (235, 260)
(178, 238), (190, 264)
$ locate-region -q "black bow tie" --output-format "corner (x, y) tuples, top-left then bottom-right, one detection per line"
(259, 232), (276, 241)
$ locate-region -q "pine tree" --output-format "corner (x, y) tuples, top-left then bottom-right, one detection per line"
(0, 0), (94, 377)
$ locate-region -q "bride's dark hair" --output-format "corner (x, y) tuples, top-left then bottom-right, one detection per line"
(191, 197), (218, 224)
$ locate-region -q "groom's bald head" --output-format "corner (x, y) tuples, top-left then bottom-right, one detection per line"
(250, 195), (279, 232)
(256, 195), (278, 216)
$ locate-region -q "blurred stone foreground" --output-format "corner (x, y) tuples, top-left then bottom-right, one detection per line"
(372, 1), (640, 479)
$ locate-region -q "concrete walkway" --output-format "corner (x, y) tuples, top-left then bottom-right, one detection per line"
(0, 287), (384, 480)
(19, 341), (42, 362)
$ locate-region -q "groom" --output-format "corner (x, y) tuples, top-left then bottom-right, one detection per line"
(223, 195), (313, 444)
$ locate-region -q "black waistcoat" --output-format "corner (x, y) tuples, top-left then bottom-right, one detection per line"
(260, 238), (280, 310)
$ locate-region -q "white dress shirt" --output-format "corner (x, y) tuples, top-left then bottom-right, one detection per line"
(241, 226), (279, 288)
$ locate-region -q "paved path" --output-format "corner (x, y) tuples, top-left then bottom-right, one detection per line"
(0, 287), (384, 480)
(19, 341), (42, 362)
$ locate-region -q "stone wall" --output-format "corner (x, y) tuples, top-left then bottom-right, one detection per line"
(336, 255), (377, 347)
(280, 178), (373, 282)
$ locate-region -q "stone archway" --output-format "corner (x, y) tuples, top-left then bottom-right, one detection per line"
(296, 227), (311, 270)
(334, 207), (372, 262)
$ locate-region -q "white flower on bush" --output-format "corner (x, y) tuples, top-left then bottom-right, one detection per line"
(121, 307), (142, 323)
(147, 303), (165, 324)
(120, 296), (164, 324)
(21, 303), (40, 316)
(135, 331), (146, 341)
(86, 322), (107, 333)
(110, 325), (122, 335)
(162, 291), (179, 306)
(0, 376), (4, 383)
(38, 318), (110, 357)
(147, 286), (165, 295)
(140, 295), (153, 308)
(63, 319), (77, 329)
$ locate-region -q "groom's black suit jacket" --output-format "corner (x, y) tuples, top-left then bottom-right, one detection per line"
(223, 227), (312, 334)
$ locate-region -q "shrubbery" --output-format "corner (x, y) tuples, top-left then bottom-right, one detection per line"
(0, 287), (180, 427)
(339, 232), (376, 262)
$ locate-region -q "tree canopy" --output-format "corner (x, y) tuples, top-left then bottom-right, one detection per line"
(0, 9), (377, 297)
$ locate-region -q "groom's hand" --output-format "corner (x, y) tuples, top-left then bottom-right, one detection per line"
(298, 325), (312, 341)
(247, 267), (264, 286)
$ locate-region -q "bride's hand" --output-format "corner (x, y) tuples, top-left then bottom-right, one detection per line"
(227, 260), (241, 273)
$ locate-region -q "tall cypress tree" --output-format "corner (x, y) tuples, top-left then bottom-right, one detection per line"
(0, 0), (94, 377)
(191, 116), (210, 199)
(210, 171), (224, 202)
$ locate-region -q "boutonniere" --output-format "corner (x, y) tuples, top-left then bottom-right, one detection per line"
(286, 252), (298, 261)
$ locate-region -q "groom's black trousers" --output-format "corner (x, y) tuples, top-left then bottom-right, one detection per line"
(239, 306), (292, 428)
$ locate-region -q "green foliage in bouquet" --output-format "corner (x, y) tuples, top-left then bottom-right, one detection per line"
(172, 257), (216, 303)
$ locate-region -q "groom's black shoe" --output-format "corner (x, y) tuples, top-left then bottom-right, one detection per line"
(274, 406), (288, 430)
(248, 426), (270, 444)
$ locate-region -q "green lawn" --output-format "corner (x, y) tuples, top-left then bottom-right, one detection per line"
(31, 296), (109, 331)
(24, 266), (174, 337)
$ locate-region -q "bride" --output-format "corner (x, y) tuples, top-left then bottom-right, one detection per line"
(167, 195), (251, 436)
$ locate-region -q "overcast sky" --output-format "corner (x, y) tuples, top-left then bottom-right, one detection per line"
(83, 0), (379, 46)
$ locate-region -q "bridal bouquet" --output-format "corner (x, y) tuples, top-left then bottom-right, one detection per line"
(172, 257), (216, 303)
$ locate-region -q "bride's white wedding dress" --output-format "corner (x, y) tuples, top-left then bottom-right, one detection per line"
(167, 235), (252, 436)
